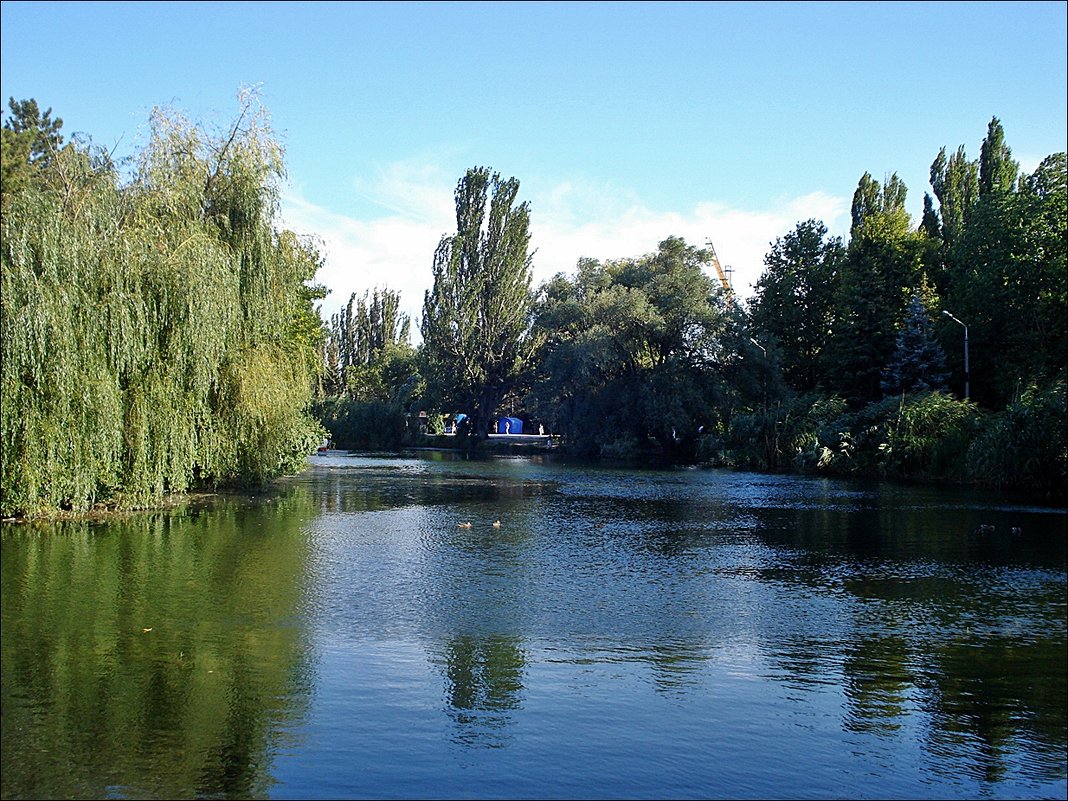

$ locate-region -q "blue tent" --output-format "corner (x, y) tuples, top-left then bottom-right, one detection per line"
(496, 417), (523, 434)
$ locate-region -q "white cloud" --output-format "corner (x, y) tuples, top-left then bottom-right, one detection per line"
(280, 166), (455, 335)
(529, 188), (849, 300)
(279, 165), (850, 342)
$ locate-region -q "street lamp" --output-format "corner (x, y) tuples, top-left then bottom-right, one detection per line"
(749, 337), (772, 467)
(942, 310), (969, 400)
(748, 338), (767, 410)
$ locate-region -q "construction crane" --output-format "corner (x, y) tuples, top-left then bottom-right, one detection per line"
(705, 238), (733, 296)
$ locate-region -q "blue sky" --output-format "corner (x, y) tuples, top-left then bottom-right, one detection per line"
(3, 1), (1066, 330)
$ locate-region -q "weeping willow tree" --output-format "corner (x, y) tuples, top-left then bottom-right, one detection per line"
(1, 92), (326, 517)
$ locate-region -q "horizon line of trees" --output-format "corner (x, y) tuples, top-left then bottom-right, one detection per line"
(318, 117), (1065, 500)
(3, 96), (1064, 515)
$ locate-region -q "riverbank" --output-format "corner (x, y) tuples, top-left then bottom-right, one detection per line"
(0, 487), (287, 524)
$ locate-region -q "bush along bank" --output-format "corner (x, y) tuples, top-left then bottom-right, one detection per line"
(703, 381), (1066, 503)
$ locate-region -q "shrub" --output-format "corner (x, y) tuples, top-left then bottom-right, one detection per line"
(967, 378), (1067, 499)
(880, 391), (978, 479)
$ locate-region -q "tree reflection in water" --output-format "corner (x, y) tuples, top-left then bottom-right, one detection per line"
(434, 634), (526, 748)
(0, 492), (316, 800)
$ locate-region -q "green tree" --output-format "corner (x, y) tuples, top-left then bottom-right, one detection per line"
(528, 237), (729, 458)
(829, 173), (928, 404)
(929, 145), (978, 249)
(1, 97), (64, 196)
(750, 219), (844, 393)
(945, 151), (1067, 407)
(920, 192), (941, 241)
(925, 120), (1066, 408)
(978, 116), (1019, 197)
(326, 287), (412, 399)
(880, 294), (949, 396)
(420, 167), (534, 441)
(314, 286), (421, 450)
(1, 94), (325, 516)
(4, 98), (63, 159)
(849, 172), (882, 237)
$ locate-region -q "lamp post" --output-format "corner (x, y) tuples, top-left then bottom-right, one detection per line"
(942, 310), (969, 400)
(749, 338), (772, 468)
(749, 337), (768, 415)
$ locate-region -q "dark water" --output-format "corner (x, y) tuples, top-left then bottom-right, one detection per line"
(2, 453), (1065, 800)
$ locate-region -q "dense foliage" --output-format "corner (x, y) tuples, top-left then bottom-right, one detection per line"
(526, 237), (731, 458)
(734, 117), (1065, 499)
(1, 95), (326, 517)
(322, 119), (1063, 500)
(4, 95), (1061, 510)
(420, 167), (535, 440)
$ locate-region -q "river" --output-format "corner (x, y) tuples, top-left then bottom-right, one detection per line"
(2, 452), (1065, 799)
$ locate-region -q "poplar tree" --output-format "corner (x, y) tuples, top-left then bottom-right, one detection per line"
(324, 287), (412, 400)
(920, 193), (941, 241)
(830, 173), (927, 404)
(978, 116), (1019, 196)
(420, 167), (534, 440)
(929, 145), (978, 248)
(946, 151), (1066, 406)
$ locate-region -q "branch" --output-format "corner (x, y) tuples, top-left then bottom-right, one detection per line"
(202, 86), (259, 213)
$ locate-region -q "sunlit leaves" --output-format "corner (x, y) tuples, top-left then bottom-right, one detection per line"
(0, 96), (324, 516)
(528, 236), (728, 456)
(420, 167), (534, 439)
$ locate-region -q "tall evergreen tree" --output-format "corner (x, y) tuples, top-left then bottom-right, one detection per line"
(3, 98), (63, 162)
(880, 294), (949, 396)
(420, 167), (534, 440)
(1, 97), (65, 196)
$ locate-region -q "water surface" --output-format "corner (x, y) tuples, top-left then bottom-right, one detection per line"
(3, 453), (1065, 799)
